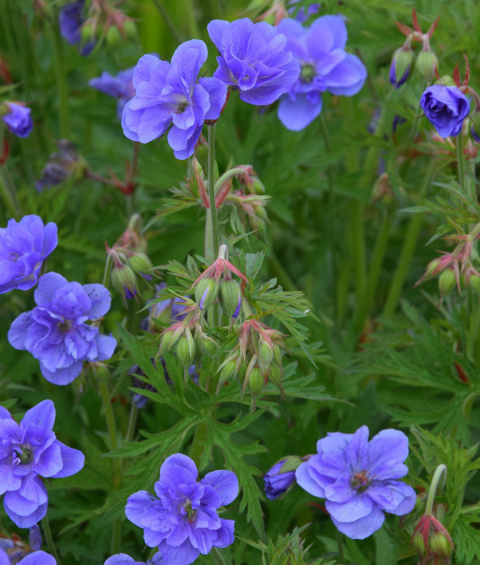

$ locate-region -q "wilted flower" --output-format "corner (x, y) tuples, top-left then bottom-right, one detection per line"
(0, 400), (84, 528)
(420, 85), (470, 138)
(122, 41), (227, 160)
(89, 68), (135, 118)
(264, 458), (299, 500)
(125, 453), (238, 565)
(207, 18), (300, 106)
(296, 426), (417, 539)
(0, 549), (56, 564)
(59, 1), (95, 55)
(276, 16), (367, 130)
(0, 215), (57, 294)
(8, 272), (116, 385)
(35, 140), (85, 192)
(1, 102), (33, 138)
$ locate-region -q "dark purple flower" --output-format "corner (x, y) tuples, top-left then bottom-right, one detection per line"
(0, 548), (56, 564)
(276, 16), (367, 130)
(0, 400), (84, 528)
(8, 272), (116, 385)
(122, 41), (227, 160)
(0, 215), (57, 294)
(288, 0), (321, 23)
(2, 103), (33, 138)
(35, 140), (82, 192)
(59, 1), (95, 56)
(472, 127), (480, 143)
(264, 460), (296, 500)
(125, 454), (238, 565)
(420, 85), (470, 138)
(89, 69), (135, 119)
(296, 426), (416, 539)
(207, 18), (300, 106)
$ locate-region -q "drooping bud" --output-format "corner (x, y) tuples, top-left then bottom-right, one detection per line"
(220, 280), (242, 318)
(248, 366), (264, 398)
(412, 532), (427, 556)
(128, 252), (153, 280)
(106, 25), (122, 46)
(269, 364), (283, 391)
(158, 324), (184, 355)
(258, 341), (274, 373)
(111, 263), (137, 302)
(471, 111), (480, 143)
(430, 531), (453, 559)
(195, 277), (218, 311)
(123, 19), (137, 38)
(468, 271), (480, 294)
(416, 49), (439, 81)
(176, 328), (195, 369)
(438, 268), (456, 298)
(263, 456), (302, 500)
(389, 47), (415, 88)
(216, 359), (238, 393)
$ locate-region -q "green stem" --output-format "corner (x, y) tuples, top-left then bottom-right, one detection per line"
(336, 530), (345, 565)
(207, 124), (219, 257)
(151, 0), (182, 44)
(319, 115), (337, 317)
(425, 464), (447, 515)
(351, 200), (366, 304)
(457, 133), (465, 191)
(181, 0), (200, 38)
(0, 165), (21, 218)
(125, 402), (138, 443)
(383, 162), (434, 317)
(42, 516), (61, 565)
(214, 166), (246, 193)
(211, 547), (228, 565)
(190, 421), (209, 467)
(52, 14), (70, 138)
(354, 212), (393, 333)
(102, 254), (114, 288)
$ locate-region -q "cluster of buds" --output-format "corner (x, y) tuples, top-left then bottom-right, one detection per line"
(217, 317), (286, 410)
(415, 222), (480, 304)
(81, 0), (137, 48)
(412, 513), (454, 564)
(107, 214), (156, 305)
(390, 10), (440, 87)
(0, 525), (43, 561)
(193, 244), (246, 319)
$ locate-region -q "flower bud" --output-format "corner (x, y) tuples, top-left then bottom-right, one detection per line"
(248, 366), (264, 398)
(430, 532), (453, 559)
(201, 337), (218, 357)
(412, 532), (426, 556)
(258, 342), (274, 373)
(220, 280), (242, 318)
(389, 48), (415, 88)
(435, 75), (456, 87)
(263, 456), (301, 500)
(158, 325), (183, 355)
(438, 268), (456, 298)
(468, 272), (480, 294)
(471, 111), (480, 143)
(176, 329), (195, 369)
(216, 359), (238, 393)
(111, 264), (137, 302)
(81, 23), (94, 44)
(128, 252), (153, 279)
(269, 364), (283, 390)
(415, 50), (438, 81)
(195, 278), (218, 311)
(123, 19), (137, 38)
(106, 25), (122, 47)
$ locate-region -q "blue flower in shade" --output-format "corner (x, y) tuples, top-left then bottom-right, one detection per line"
(0, 400), (84, 528)
(104, 555), (165, 565)
(276, 15), (367, 131)
(264, 460), (296, 500)
(8, 272), (116, 385)
(296, 426), (416, 539)
(122, 41), (227, 160)
(207, 18), (300, 106)
(288, 0), (321, 23)
(2, 103), (33, 138)
(125, 454), (238, 565)
(420, 85), (470, 138)
(0, 215), (57, 294)
(59, 1), (95, 56)
(89, 68), (135, 119)
(0, 548), (56, 564)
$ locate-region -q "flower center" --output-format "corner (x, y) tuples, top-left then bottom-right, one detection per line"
(57, 320), (72, 333)
(177, 101), (189, 114)
(351, 471), (370, 493)
(9, 252), (19, 262)
(300, 63), (316, 83)
(183, 500), (197, 523)
(13, 446), (33, 465)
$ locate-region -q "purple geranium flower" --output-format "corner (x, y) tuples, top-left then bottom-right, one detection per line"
(275, 15), (367, 130)
(207, 18), (300, 106)
(0, 400), (84, 528)
(0, 549), (56, 565)
(89, 69), (135, 119)
(125, 454), (238, 565)
(264, 459), (296, 500)
(122, 41), (227, 160)
(0, 215), (57, 294)
(59, 1), (95, 56)
(8, 272), (116, 385)
(296, 426), (417, 539)
(420, 85), (470, 138)
(104, 555), (167, 565)
(288, 0), (321, 23)
(2, 103), (33, 138)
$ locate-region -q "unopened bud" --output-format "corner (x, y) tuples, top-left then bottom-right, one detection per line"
(195, 145), (208, 174)
(438, 268), (456, 297)
(195, 278), (218, 311)
(253, 204), (268, 221)
(436, 75), (456, 87)
(258, 342), (274, 373)
(201, 337), (217, 356)
(81, 23), (94, 44)
(412, 532), (427, 556)
(220, 280), (242, 318)
(415, 50), (438, 81)
(158, 326), (183, 355)
(471, 111), (480, 143)
(390, 48), (415, 88)
(469, 272), (480, 294)
(106, 25), (122, 46)
(430, 532), (453, 558)
(176, 329), (195, 369)
(252, 176), (265, 195)
(216, 359), (238, 393)
(111, 264), (137, 301)
(128, 252), (153, 278)
(269, 364), (283, 390)
(123, 19), (137, 38)
(248, 366), (264, 398)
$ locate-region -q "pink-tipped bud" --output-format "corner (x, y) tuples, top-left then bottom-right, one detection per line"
(220, 279), (242, 318)
(195, 278), (218, 311)
(438, 268), (456, 298)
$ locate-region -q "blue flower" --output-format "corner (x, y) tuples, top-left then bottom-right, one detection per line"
(59, 1), (95, 56)
(420, 85), (470, 138)
(125, 454), (238, 565)
(89, 68), (135, 119)
(296, 426), (417, 539)
(288, 0), (321, 23)
(104, 555), (147, 565)
(264, 459), (296, 500)
(0, 215), (57, 294)
(0, 400), (84, 528)
(8, 272), (116, 385)
(0, 548), (56, 564)
(122, 41), (227, 160)
(207, 18), (300, 106)
(276, 15), (367, 131)
(2, 103), (33, 138)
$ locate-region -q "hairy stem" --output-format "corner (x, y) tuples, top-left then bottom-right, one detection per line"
(207, 124), (219, 257)
(456, 132), (465, 192)
(425, 464), (447, 515)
